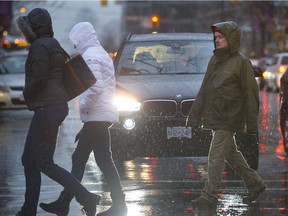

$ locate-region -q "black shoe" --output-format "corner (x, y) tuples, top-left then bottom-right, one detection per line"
(243, 183), (266, 204)
(15, 211), (34, 216)
(97, 203), (128, 216)
(97, 192), (127, 216)
(193, 196), (217, 210)
(39, 191), (73, 216)
(82, 193), (102, 216)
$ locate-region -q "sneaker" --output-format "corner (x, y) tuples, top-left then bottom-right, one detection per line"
(193, 196), (217, 209)
(243, 183), (266, 204)
(81, 193), (102, 216)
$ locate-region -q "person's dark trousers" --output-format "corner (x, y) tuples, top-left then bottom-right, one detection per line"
(20, 103), (93, 215)
(62, 121), (124, 199)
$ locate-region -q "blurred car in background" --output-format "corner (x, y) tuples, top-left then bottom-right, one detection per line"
(1, 34), (29, 51)
(263, 52), (288, 92)
(250, 58), (265, 90)
(0, 50), (27, 109)
(111, 32), (261, 170)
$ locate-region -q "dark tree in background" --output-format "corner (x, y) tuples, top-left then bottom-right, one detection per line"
(0, 1), (13, 47)
(121, 1), (286, 58)
(250, 1), (275, 57)
(0, 1), (13, 34)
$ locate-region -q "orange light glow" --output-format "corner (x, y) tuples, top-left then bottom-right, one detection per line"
(19, 7), (26, 13)
(4, 40), (10, 46)
(151, 15), (159, 23)
(278, 65), (286, 73)
(262, 71), (269, 79)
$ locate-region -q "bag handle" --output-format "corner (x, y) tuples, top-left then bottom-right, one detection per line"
(61, 47), (85, 90)
(61, 47), (71, 62)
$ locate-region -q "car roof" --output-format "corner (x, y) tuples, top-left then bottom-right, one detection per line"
(275, 52), (288, 57)
(127, 33), (213, 42)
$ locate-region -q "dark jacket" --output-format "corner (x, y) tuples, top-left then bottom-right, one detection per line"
(187, 21), (259, 133)
(17, 8), (68, 110)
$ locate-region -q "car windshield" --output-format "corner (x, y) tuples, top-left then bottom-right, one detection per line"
(0, 56), (26, 74)
(116, 40), (213, 75)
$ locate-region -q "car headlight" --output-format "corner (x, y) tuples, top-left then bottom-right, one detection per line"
(113, 96), (141, 111)
(263, 71), (275, 79)
(123, 118), (136, 130)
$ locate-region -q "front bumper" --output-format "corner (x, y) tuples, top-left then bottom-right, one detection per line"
(0, 91), (27, 109)
(110, 114), (212, 159)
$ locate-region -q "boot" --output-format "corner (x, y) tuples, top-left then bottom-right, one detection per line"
(15, 211), (35, 216)
(81, 193), (102, 216)
(243, 182), (266, 204)
(39, 191), (73, 216)
(97, 194), (127, 216)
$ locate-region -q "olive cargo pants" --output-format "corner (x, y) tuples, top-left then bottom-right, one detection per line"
(202, 130), (263, 202)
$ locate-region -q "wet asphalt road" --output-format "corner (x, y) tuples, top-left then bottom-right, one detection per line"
(1, 91), (288, 216)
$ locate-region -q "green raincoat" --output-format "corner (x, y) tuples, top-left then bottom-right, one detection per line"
(187, 21), (259, 133)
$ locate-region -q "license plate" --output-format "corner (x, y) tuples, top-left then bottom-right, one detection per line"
(167, 126), (192, 139)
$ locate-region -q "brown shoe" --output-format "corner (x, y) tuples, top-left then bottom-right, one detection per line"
(243, 183), (266, 204)
(194, 196), (217, 209)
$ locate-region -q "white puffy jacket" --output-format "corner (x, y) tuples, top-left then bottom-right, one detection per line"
(69, 22), (119, 123)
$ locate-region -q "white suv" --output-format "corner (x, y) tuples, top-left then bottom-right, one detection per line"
(263, 52), (288, 92)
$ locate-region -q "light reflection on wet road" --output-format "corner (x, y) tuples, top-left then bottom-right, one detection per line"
(1, 92), (288, 216)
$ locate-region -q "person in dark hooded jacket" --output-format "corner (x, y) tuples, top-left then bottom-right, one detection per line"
(186, 21), (266, 209)
(16, 8), (101, 216)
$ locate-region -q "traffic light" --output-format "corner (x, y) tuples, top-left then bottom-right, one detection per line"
(151, 15), (160, 31)
(100, 0), (107, 6)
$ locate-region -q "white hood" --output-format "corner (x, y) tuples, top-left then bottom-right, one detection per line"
(69, 22), (101, 55)
(68, 22), (118, 123)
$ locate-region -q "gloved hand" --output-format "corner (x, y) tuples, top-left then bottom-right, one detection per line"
(246, 124), (258, 135)
(185, 118), (200, 128)
(245, 129), (258, 136)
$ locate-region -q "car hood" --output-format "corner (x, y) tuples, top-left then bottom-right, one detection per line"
(116, 74), (204, 101)
(0, 74), (25, 87)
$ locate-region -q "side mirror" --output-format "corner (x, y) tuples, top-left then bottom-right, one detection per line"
(253, 66), (263, 77)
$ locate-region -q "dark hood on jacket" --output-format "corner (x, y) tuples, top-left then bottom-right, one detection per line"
(211, 21), (241, 54)
(17, 8), (54, 44)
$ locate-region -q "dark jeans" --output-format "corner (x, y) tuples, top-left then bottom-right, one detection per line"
(21, 103), (91, 215)
(63, 121), (123, 201)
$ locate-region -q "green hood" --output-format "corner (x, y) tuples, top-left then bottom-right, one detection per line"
(211, 21), (241, 54)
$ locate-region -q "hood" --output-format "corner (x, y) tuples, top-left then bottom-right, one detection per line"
(211, 21), (241, 54)
(17, 8), (54, 43)
(69, 22), (100, 55)
(116, 74), (204, 101)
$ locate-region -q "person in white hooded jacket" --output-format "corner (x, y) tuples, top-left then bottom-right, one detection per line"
(40, 22), (127, 216)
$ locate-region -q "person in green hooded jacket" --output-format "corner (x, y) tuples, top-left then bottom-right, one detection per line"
(186, 21), (266, 209)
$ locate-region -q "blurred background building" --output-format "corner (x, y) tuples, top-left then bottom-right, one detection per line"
(1, 0), (288, 58)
